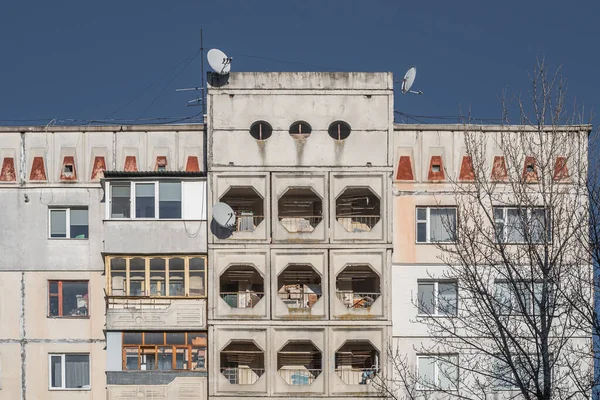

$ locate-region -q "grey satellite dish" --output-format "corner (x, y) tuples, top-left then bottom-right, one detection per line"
(401, 66), (423, 95)
(213, 202), (236, 229)
(207, 48), (232, 75)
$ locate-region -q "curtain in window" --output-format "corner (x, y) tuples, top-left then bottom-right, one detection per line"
(429, 208), (455, 242)
(65, 354), (90, 388)
(50, 355), (62, 387)
(438, 282), (457, 316)
(506, 209), (525, 242)
(50, 210), (67, 238)
(417, 283), (435, 314)
(70, 208), (88, 238)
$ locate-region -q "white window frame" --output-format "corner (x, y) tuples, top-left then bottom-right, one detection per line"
(494, 280), (549, 316)
(48, 353), (91, 390)
(107, 181), (188, 220)
(417, 280), (458, 317)
(48, 207), (88, 239)
(416, 354), (459, 391)
(493, 206), (550, 244)
(416, 207), (457, 243)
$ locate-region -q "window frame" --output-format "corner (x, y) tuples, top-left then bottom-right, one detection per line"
(48, 353), (91, 390)
(417, 280), (458, 317)
(48, 207), (89, 239)
(121, 332), (207, 372)
(107, 181), (185, 220)
(493, 206), (552, 244)
(106, 255), (207, 298)
(416, 354), (459, 391)
(494, 280), (552, 317)
(415, 206), (457, 244)
(48, 280), (90, 318)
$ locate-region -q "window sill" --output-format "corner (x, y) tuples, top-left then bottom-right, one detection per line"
(104, 218), (206, 222)
(48, 238), (89, 241)
(49, 387), (91, 391)
(47, 315), (90, 319)
(416, 314), (456, 318)
(415, 242), (456, 245)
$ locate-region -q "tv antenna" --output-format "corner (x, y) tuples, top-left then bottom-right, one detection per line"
(212, 202), (236, 230)
(400, 66), (423, 95)
(176, 29), (207, 113)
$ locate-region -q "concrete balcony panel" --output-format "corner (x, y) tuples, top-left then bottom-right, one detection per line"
(103, 220), (207, 254)
(106, 298), (206, 330)
(107, 373), (207, 400)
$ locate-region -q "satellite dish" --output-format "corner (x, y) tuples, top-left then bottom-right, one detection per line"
(207, 48), (232, 75)
(212, 202), (236, 229)
(401, 66), (423, 95)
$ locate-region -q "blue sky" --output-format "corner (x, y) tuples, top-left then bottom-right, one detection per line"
(0, 1), (597, 125)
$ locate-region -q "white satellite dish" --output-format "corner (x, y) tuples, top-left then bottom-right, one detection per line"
(401, 66), (423, 95)
(212, 202), (236, 229)
(207, 48), (232, 75)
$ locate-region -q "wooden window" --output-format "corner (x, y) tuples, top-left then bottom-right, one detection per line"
(48, 281), (89, 317)
(121, 332), (207, 371)
(106, 255), (207, 297)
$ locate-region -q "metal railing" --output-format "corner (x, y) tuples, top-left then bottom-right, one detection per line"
(335, 291), (381, 309)
(335, 367), (378, 385)
(106, 296), (206, 310)
(278, 291), (320, 309)
(220, 292), (264, 308)
(278, 368), (321, 385)
(232, 214), (264, 232)
(220, 367), (264, 385)
(336, 215), (380, 233)
(278, 216), (323, 233)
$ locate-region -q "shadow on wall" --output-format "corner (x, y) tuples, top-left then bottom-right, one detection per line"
(211, 219), (233, 239)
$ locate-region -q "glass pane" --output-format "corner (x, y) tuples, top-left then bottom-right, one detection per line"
(159, 182), (181, 219)
(493, 207), (504, 221)
(124, 347), (139, 370)
(192, 347), (206, 370)
(529, 208), (546, 243)
(189, 257), (205, 296)
(417, 283), (435, 314)
(50, 355), (62, 388)
(61, 282), (88, 317)
(416, 208), (426, 220)
(187, 332), (207, 346)
(175, 347), (189, 370)
(149, 258), (166, 296)
(438, 356), (458, 390)
(50, 210), (67, 238)
(158, 347), (173, 370)
(49, 282), (59, 294)
(110, 258), (127, 296)
(129, 258), (146, 296)
(168, 258), (185, 296)
(166, 332), (186, 345)
(430, 208), (456, 242)
(69, 209), (88, 239)
(145, 332), (165, 345)
(438, 282), (457, 316)
(418, 357), (435, 387)
(135, 183), (155, 218)
(65, 354), (90, 388)
(495, 282), (512, 314)
(111, 183), (131, 218)
(141, 347), (156, 370)
(506, 208), (525, 242)
(417, 222), (427, 243)
(123, 332), (143, 345)
(49, 296), (59, 316)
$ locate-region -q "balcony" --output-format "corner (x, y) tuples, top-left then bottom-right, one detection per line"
(335, 187), (381, 233)
(220, 340), (265, 385)
(277, 264), (322, 311)
(220, 187), (264, 233)
(106, 297), (206, 330)
(106, 373), (207, 400)
(335, 265), (381, 310)
(278, 188), (323, 233)
(335, 341), (380, 385)
(277, 341), (322, 386)
(219, 265), (264, 309)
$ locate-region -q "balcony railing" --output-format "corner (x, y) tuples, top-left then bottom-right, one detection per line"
(335, 367), (378, 385)
(107, 296), (179, 310)
(232, 214), (264, 232)
(336, 215), (380, 233)
(336, 291), (381, 308)
(278, 216), (323, 233)
(220, 292), (264, 308)
(278, 368), (321, 385)
(220, 367), (264, 385)
(278, 291), (321, 309)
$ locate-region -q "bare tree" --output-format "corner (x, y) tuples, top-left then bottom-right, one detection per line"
(380, 61), (595, 399)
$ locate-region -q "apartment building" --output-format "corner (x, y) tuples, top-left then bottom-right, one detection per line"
(206, 72), (393, 399)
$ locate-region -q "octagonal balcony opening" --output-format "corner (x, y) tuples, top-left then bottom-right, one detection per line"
(335, 341), (380, 385)
(220, 340), (265, 385)
(335, 187), (380, 233)
(278, 188), (323, 233)
(277, 340), (322, 386)
(277, 264), (322, 310)
(220, 265), (264, 309)
(336, 265), (381, 309)
(220, 187), (264, 232)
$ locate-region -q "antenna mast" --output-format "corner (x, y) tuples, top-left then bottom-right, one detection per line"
(200, 28), (206, 115)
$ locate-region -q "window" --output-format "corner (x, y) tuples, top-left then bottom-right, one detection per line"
(328, 121), (351, 140)
(122, 332), (207, 371)
(417, 355), (458, 390)
(108, 181), (205, 220)
(49, 208), (88, 239)
(249, 121), (273, 140)
(48, 281), (89, 317)
(493, 207), (551, 243)
(48, 354), (90, 390)
(494, 281), (550, 316)
(416, 207), (456, 243)
(106, 256), (206, 297)
(492, 355), (551, 390)
(417, 281), (457, 316)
